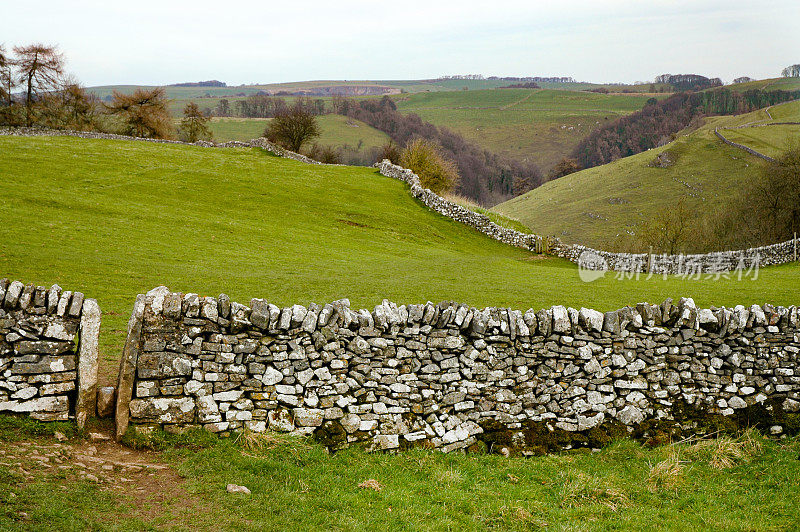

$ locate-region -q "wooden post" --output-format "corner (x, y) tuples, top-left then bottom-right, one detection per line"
(794, 232), (798, 262)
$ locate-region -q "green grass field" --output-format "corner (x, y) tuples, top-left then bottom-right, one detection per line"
(723, 124), (800, 158)
(3, 134), (800, 384)
(493, 101), (800, 250)
(201, 115), (390, 156)
(395, 89), (659, 173)
(2, 417), (798, 531)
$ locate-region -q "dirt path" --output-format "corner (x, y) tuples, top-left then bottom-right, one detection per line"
(500, 92), (535, 110)
(0, 427), (202, 525)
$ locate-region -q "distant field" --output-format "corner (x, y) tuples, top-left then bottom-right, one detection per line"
(202, 114), (389, 148)
(493, 100), (800, 251)
(395, 89), (658, 172)
(163, 87), (657, 172)
(725, 76), (800, 93)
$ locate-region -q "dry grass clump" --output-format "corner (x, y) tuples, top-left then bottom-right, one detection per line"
(558, 470), (631, 511)
(647, 453), (687, 492)
(441, 192), (482, 210)
(234, 429), (310, 453)
(434, 467), (464, 487)
(493, 505), (549, 528)
(682, 429), (762, 470)
(648, 429), (764, 492)
(357, 479), (383, 491)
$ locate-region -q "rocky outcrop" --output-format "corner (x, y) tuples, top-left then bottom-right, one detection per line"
(119, 287), (800, 453)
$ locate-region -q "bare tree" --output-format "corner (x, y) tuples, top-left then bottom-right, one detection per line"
(549, 157), (582, 179)
(264, 101), (320, 152)
(106, 87), (173, 139)
(179, 102), (212, 142)
(751, 143), (800, 238)
(0, 44), (12, 106)
(636, 199), (691, 254)
(13, 43), (64, 126)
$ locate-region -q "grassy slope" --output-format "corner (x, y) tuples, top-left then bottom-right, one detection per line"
(725, 76), (800, 93)
(395, 89), (658, 173)
(723, 124), (800, 158)
(493, 101), (800, 249)
(3, 135), (800, 383)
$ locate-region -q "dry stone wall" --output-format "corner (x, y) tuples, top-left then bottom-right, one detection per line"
(374, 161), (799, 274)
(0, 127), (325, 165)
(118, 286), (800, 453)
(0, 278), (100, 427)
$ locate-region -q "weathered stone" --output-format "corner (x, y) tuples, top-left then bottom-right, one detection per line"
(4, 280), (24, 308)
(226, 484), (251, 495)
(97, 386), (116, 418)
(262, 366), (283, 385)
(129, 397), (195, 423)
(0, 395), (69, 414)
(76, 298), (101, 429)
(294, 408), (324, 427)
(268, 409), (294, 432)
(616, 405), (644, 425)
(579, 308), (604, 332)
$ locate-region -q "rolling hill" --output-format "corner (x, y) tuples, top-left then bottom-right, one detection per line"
(393, 88), (662, 173)
(725, 76), (800, 93)
(492, 100), (800, 251)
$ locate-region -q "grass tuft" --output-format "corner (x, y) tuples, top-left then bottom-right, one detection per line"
(0, 414), (79, 442)
(557, 470), (631, 510)
(233, 429), (310, 454)
(682, 428), (763, 469)
(647, 453), (686, 492)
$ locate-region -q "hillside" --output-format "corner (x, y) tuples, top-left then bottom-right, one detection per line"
(492, 100), (800, 250)
(725, 76), (800, 93)
(394, 88), (660, 173)
(3, 135), (800, 383)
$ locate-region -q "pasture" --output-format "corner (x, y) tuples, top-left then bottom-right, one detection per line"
(493, 101), (800, 250)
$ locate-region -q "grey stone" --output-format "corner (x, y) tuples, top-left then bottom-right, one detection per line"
(97, 386), (116, 418)
(616, 405), (644, 425)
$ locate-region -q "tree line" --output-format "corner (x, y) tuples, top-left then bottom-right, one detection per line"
(571, 88), (800, 169)
(653, 74), (723, 92)
(0, 43), (213, 142)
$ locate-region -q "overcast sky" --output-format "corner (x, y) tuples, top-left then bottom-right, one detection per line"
(3, 0), (798, 86)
